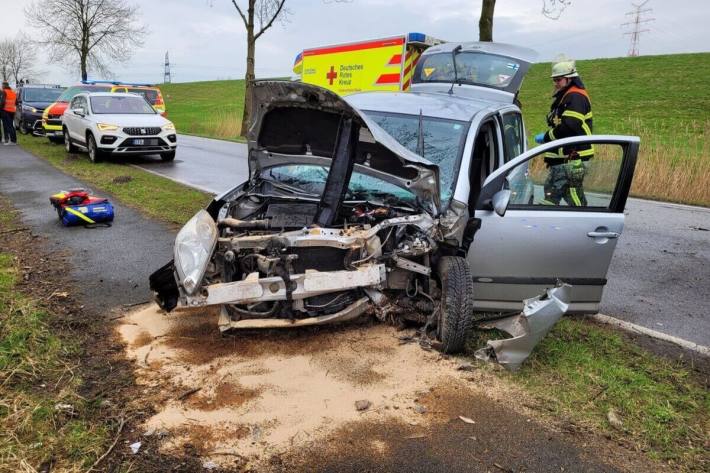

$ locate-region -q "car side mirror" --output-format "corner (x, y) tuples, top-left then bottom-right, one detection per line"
(72, 108), (85, 117)
(492, 189), (511, 217)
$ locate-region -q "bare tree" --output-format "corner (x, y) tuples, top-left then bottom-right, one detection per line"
(25, 0), (146, 81)
(8, 34), (39, 84)
(229, 0), (289, 136)
(541, 0), (572, 20)
(0, 39), (12, 82)
(478, 0), (573, 41)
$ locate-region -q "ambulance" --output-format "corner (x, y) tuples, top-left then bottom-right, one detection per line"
(293, 32), (444, 96)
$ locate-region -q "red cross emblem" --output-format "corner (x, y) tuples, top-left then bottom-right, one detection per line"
(326, 65), (337, 85)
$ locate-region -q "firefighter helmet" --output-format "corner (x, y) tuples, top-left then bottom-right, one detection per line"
(550, 60), (579, 78)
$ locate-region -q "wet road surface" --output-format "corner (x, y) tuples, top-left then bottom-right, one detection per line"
(0, 145), (175, 311)
(133, 134), (710, 346)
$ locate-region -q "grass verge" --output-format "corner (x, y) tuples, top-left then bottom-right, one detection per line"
(161, 79), (246, 141)
(468, 318), (709, 471)
(17, 134), (212, 226)
(0, 206), (111, 472)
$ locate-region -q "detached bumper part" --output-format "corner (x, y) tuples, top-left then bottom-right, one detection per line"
(149, 261), (180, 311)
(475, 283), (571, 371)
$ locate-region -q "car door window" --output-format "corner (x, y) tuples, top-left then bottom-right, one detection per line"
(506, 143), (625, 210)
(501, 112), (524, 162)
(70, 97), (81, 110)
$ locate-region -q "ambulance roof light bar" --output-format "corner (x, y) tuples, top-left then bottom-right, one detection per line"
(407, 32), (445, 47)
(81, 80), (156, 87)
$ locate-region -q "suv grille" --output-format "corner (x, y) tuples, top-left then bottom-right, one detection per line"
(122, 127), (161, 136)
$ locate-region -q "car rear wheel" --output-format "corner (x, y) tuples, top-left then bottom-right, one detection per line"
(160, 150), (176, 162)
(64, 128), (78, 153)
(436, 256), (475, 354)
(87, 134), (102, 163)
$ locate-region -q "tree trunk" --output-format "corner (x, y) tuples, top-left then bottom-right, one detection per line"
(239, 0), (256, 138)
(479, 0), (496, 42)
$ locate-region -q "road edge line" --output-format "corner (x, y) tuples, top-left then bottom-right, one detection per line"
(128, 164), (218, 196)
(590, 313), (710, 357)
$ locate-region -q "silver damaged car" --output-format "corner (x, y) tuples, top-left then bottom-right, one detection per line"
(150, 42), (640, 356)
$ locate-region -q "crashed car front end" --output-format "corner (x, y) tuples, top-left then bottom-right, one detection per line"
(151, 82), (459, 332)
(149, 81), (571, 360)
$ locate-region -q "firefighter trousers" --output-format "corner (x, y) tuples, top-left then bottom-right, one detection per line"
(542, 160), (587, 207)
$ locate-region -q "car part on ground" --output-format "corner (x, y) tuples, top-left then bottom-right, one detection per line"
(474, 283), (572, 371)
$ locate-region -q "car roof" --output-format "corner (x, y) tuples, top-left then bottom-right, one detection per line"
(422, 41), (538, 63)
(345, 90), (503, 122)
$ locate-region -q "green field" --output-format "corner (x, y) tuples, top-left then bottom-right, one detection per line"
(161, 79), (246, 141)
(159, 52), (710, 206)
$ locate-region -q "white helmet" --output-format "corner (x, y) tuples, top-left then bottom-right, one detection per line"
(551, 59), (579, 78)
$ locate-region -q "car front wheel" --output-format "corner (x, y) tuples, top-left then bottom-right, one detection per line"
(87, 134), (102, 163)
(64, 128), (78, 153)
(436, 256), (475, 354)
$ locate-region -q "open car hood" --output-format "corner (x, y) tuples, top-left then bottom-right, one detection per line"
(247, 81), (441, 214)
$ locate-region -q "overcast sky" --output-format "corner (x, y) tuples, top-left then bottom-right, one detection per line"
(3, 0), (708, 85)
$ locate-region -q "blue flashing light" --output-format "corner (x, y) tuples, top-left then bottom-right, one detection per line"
(407, 32), (426, 43)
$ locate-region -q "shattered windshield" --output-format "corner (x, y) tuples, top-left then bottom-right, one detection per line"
(363, 111), (468, 202)
(262, 165), (418, 206)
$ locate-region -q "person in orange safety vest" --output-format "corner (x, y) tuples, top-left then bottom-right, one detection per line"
(1, 81), (18, 145)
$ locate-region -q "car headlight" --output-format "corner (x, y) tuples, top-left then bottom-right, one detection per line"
(97, 123), (119, 131)
(23, 105), (37, 113)
(162, 122), (175, 131)
(174, 210), (217, 295)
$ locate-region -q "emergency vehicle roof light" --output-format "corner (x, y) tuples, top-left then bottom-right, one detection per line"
(408, 32), (426, 43)
(81, 80), (155, 87)
(82, 80), (121, 85)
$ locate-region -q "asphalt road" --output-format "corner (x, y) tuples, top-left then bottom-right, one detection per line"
(132, 134), (710, 346)
(0, 145), (175, 312)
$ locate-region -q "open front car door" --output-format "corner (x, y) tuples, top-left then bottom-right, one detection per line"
(468, 135), (640, 314)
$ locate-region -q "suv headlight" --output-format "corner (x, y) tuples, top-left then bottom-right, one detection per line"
(23, 105), (37, 113)
(174, 210), (217, 295)
(97, 123), (119, 131)
(162, 122), (175, 131)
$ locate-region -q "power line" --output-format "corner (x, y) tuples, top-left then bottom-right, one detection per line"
(621, 0), (655, 57)
(163, 51), (171, 84)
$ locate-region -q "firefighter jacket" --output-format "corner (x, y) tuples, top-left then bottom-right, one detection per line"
(542, 82), (593, 165)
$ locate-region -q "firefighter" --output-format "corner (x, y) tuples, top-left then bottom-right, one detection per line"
(533, 59), (593, 206)
(0, 81), (18, 145)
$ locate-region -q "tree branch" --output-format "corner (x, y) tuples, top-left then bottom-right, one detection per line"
(230, 0), (249, 29)
(255, 0), (286, 40)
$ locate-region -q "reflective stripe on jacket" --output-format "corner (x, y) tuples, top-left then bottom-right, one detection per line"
(543, 85), (594, 164)
(2, 88), (16, 113)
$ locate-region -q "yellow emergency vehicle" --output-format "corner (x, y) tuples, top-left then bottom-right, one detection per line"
(293, 33), (443, 96)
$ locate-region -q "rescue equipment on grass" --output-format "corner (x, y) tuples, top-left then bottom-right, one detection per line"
(49, 189), (114, 227)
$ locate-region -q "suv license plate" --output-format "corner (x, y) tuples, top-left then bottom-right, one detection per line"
(133, 138), (145, 145)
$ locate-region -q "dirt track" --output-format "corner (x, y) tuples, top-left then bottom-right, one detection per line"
(119, 305), (664, 472)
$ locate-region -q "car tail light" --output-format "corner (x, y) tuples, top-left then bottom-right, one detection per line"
(161, 111), (168, 117)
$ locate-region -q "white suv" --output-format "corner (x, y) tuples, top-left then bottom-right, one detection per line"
(62, 92), (177, 162)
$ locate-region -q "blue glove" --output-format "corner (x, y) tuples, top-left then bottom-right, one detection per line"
(534, 132), (546, 144)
